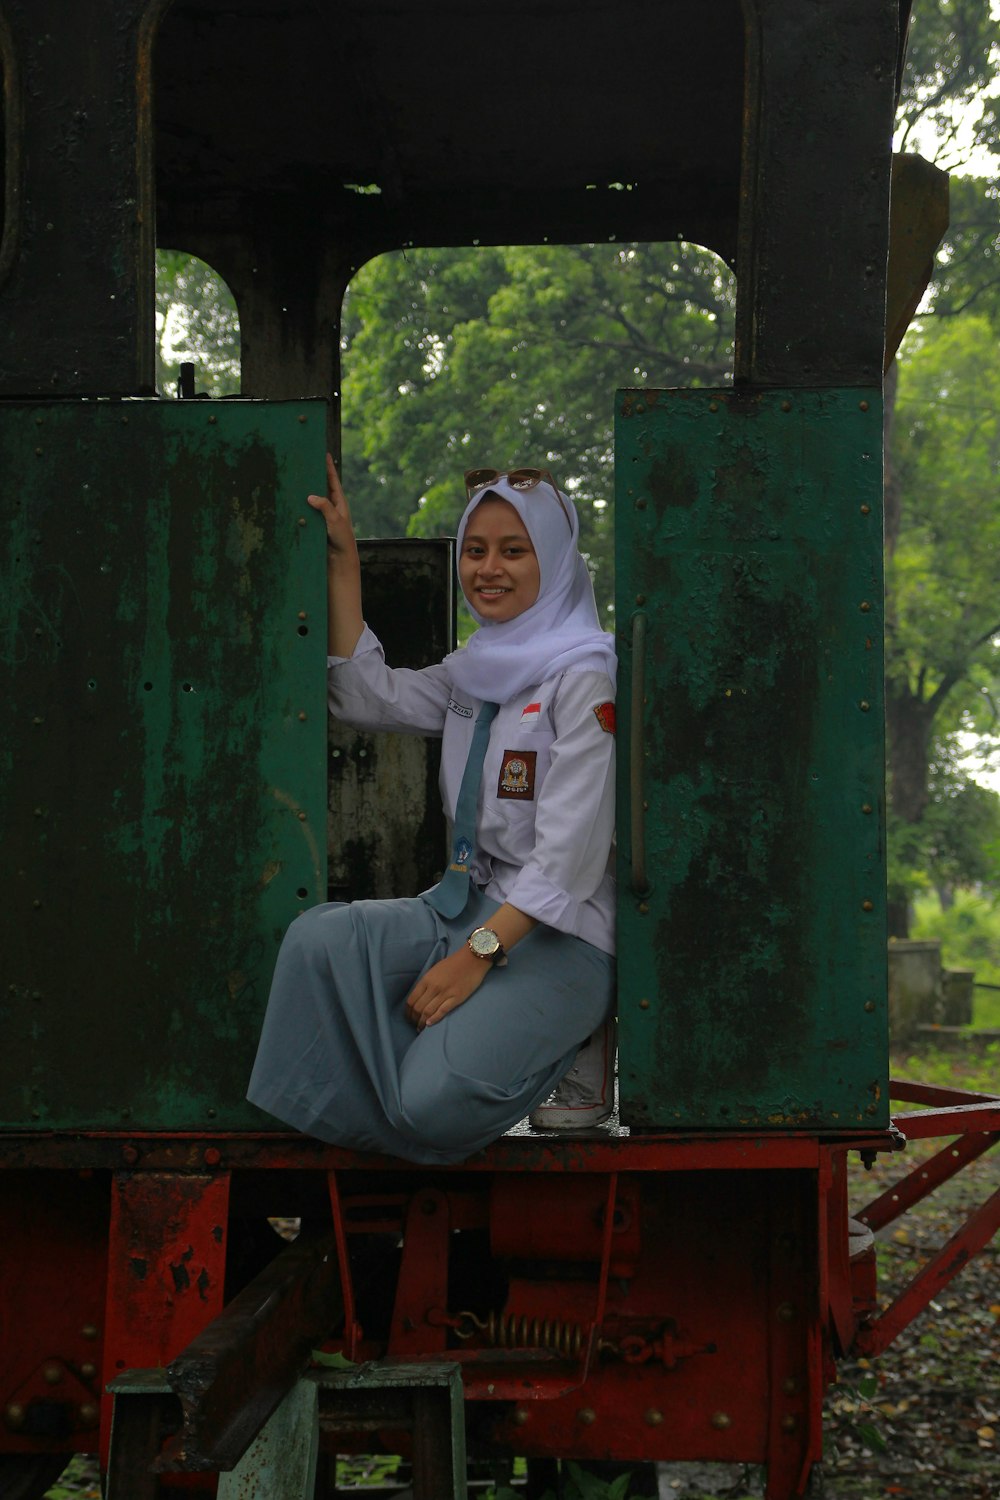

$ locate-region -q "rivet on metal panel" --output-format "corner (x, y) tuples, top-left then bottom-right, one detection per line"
(859, 400), (870, 411)
(861, 804), (873, 814)
(635, 498), (646, 510)
(645, 1409), (663, 1426)
(781, 1415), (798, 1433)
(122, 1145), (139, 1166)
(34, 627), (43, 637)
(298, 712), (307, 722)
(207, 1108), (217, 1119)
(635, 402), (646, 415)
(639, 999), (650, 1010)
(209, 415), (217, 424)
(859, 601), (871, 612)
(121, 415), (129, 425)
(43, 1364), (63, 1385)
(4, 1404), (25, 1430)
(35, 415), (43, 425)
(32, 899), (42, 909)
(31, 1110), (41, 1119)
(776, 1303), (796, 1323)
(298, 414), (308, 423)
(865, 1103), (878, 1116)
(81, 1325), (98, 1341)
(78, 1403), (99, 1428)
(80, 1363), (96, 1380)
(860, 701), (871, 711)
(204, 1147), (222, 1168)
(638, 902), (649, 916)
(710, 1412), (732, 1430)
(636, 594), (646, 605)
(781, 400), (791, 412)
(864, 1001), (876, 1014)
(298, 611), (308, 620)
(513, 1409), (528, 1426)
(862, 900), (874, 912)
(297, 811), (307, 821)
(709, 402), (719, 413)
(33, 806), (43, 816)
(860, 504), (871, 515)
(33, 716), (45, 725)
(298, 517), (307, 527)
(35, 446), (43, 456)
(782, 1377), (800, 1395)
(577, 1408), (596, 1425)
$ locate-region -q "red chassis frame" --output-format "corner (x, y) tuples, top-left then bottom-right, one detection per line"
(0, 1079), (996, 1500)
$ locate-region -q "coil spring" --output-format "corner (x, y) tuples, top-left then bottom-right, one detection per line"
(456, 1309), (585, 1358)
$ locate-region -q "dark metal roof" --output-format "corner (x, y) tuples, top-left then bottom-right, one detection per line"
(155, 0), (747, 261)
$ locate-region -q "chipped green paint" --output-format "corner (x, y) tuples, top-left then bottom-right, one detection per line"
(0, 401), (328, 1130)
(616, 388), (888, 1130)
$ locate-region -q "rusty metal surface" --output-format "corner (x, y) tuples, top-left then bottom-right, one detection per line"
(0, 399), (327, 1131)
(328, 540), (454, 903)
(616, 387), (887, 1130)
(154, 1), (745, 267)
(735, 0), (898, 384)
(0, 0), (167, 395)
(156, 1232), (344, 1472)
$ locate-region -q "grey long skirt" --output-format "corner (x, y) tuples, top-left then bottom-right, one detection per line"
(247, 887), (615, 1165)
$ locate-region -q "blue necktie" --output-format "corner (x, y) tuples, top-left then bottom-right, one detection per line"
(424, 700), (499, 919)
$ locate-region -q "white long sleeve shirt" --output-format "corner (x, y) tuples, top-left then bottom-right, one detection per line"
(328, 625), (616, 954)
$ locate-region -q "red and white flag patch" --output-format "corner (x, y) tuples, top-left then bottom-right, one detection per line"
(520, 701), (542, 724)
(593, 702), (616, 735)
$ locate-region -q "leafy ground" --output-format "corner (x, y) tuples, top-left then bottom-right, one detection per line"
(44, 1047), (998, 1500)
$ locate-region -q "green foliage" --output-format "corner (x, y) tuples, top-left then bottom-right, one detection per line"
(895, 0), (1000, 172)
(487, 1462), (637, 1500)
(889, 314), (1000, 699)
(912, 888), (1000, 991)
(155, 250), (241, 398)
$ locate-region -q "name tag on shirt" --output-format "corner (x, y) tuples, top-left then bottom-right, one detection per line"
(448, 698), (473, 719)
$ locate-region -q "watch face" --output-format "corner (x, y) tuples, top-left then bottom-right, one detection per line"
(469, 927), (500, 957)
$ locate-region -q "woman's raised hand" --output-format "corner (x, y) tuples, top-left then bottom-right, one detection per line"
(308, 453), (357, 560)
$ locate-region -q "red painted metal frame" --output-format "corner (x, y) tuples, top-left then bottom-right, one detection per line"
(850, 1082), (1000, 1361)
(1, 1083), (996, 1500)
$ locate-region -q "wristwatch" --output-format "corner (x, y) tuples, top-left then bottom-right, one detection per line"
(467, 926), (508, 967)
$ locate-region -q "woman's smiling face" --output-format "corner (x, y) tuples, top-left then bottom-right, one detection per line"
(459, 497), (540, 623)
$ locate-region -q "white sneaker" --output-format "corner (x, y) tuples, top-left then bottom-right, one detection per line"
(530, 1020), (616, 1130)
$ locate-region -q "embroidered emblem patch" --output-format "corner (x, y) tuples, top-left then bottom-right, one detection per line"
(448, 698), (473, 719)
(593, 702), (616, 735)
(497, 749), (537, 799)
(520, 701), (542, 724)
(449, 836), (473, 872)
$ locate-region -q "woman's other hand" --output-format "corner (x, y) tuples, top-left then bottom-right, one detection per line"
(405, 949), (490, 1029)
(313, 454), (364, 657)
(308, 453), (357, 560)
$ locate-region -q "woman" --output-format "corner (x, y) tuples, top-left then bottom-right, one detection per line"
(247, 458), (617, 1163)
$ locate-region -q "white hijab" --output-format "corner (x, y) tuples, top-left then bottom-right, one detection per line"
(444, 474), (617, 705)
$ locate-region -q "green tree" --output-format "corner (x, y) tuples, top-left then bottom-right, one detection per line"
(155, 250), (240, 397)
(885, 311), (1000, 925)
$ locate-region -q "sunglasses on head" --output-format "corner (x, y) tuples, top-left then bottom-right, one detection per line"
(463, 467), (572, 529)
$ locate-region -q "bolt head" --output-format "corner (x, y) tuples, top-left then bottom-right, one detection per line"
(776, 1302), (796, 1323)
(5, 1403), (25, 1429)
(781, 1414), (798, 1433)
(79, 1403), (100, 1428)
(80, 1363), (97, 1380)
(645, 1408), (664, 1426)
(512, 1408), (528, 1426)
(43, 1363), (63, 1385)
(710, 1411), (732, 1430)
(577, 1407), (596, 1425)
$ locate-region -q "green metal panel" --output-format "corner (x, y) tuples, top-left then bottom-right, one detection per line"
(0, 400), (328, 1131)
(615, 388), (888, 1130)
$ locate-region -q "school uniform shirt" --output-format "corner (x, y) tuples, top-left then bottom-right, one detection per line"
(328, 625), (617, 955)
